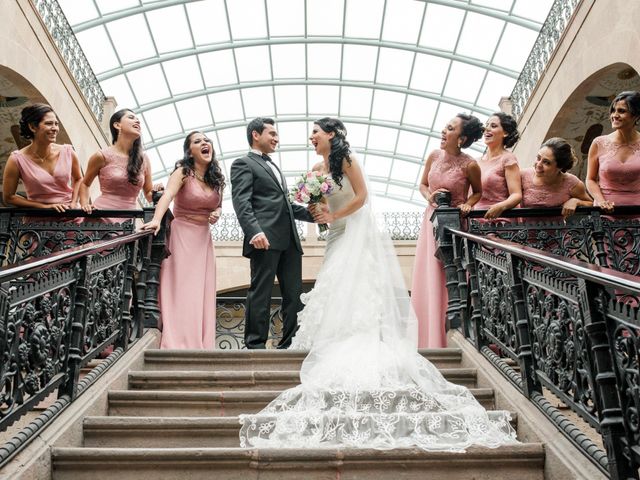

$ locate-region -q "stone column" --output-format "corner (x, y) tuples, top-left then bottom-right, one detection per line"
(499, 96), (513, 115)
(101, 96), (117, 139)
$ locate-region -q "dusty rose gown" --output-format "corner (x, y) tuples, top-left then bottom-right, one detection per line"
(159, 175), (221, 349)
(92, 147), (150, 223)
(411, 150), (476, 348)
(520, 168), (580, 208)
(12, 144), (74, 205)
(592, 135), (640, 206)
(11, 144), (80, 224)
(475, 151), (518, 210)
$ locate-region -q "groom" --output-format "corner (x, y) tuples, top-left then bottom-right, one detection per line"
(231, 117), (314, 349)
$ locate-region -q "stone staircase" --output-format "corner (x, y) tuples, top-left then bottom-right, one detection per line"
(51, 349), (546, 479)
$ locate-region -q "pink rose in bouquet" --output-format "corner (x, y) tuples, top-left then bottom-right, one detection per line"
(289, 171), (335, 232)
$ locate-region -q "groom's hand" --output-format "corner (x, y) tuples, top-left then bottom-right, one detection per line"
(250, 232), (271, 250)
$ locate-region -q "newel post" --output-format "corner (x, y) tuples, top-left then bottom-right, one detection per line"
(431, 192), (463, 331)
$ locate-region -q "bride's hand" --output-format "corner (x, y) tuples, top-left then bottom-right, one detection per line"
(312, 204), (335, 224)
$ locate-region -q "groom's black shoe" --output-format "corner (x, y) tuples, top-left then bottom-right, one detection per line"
(246, 343), (266, 349)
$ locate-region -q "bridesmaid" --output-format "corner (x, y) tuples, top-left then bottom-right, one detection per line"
(586, 91), (640, 212)
(411, 113), (483, 348)
(141, 131), (224, 350)
(2, 104), (82, 212)
(79, 109), (159, 223)
(475, 112), (522, 219)
(521, 137), (592, 217)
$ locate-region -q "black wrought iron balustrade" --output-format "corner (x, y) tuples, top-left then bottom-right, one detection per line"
(0, 207), (170, 468)
(430, 204), (640, 479)
(216, 296), (283, 349)
(466, 206), (640, 304)
(0, 207), (151, 267)
(210, 211), (422, 242)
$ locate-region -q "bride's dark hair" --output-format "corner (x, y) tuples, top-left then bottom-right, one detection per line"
(315, 117), (352, 188)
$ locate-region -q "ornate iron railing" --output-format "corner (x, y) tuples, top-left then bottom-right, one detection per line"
(0, 207), (170, 467)
(432, 204), (640, 479)
(210, 213), (307, 242)
(0, 208), (145, 267)
(32, 0), (106, 121)
(216, 297), (284, 349)
(510, 0), (580, 119)
(211, 211), (422, 242)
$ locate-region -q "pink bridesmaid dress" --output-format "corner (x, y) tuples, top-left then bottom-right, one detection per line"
(520, 168), (580, 208)
(159, 175), (221, 349)
(92, 147), (150, 223)
(475, 151), (518, 210)
(592, 136), (640, 206)
(12, 144), (74, 205)
(411, 149), (476, 348)
(11, 144), (80, 223)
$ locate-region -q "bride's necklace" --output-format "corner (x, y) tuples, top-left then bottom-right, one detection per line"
(193, 170), (206, 182)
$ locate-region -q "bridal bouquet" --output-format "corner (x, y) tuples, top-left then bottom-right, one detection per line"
(289, 171), (335, 232)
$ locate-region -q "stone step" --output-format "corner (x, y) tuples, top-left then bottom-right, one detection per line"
(83, 414), (519, 448)
(128, 368), (477, 390)
(108, 388), (497, 417)
(143, 348), (464, 371)
(52, 444), (545, 480)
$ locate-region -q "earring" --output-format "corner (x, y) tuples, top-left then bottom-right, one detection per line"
(457, 141), (462, 148)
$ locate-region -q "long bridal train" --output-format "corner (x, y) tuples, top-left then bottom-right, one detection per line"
(239, 177), (516, 450)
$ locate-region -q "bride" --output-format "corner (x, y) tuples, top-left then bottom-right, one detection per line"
(238, 117), (517, 450)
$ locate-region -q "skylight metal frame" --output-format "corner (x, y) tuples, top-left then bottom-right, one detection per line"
(63, 0), (547, 208)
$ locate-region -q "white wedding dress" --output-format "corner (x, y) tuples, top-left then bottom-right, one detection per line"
(238, 175), (517, 450)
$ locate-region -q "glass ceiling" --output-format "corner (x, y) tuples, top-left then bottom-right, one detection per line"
(58, 0), (553, 210)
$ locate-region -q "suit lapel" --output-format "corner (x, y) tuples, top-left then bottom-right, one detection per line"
(248, 152), (284, 191)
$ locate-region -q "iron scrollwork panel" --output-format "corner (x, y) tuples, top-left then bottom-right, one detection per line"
(522, 268), (599, 428)
(608, 297), (640, 469)
(215, 299), (284, 349)
(0, 269), (76, 430)
(601, 218), (640, 277)
(6, 217), (135, 265)
(469, 218), (595, 264)
(81, 246), (130, 361)
(474, 249), (519, 360)
(216, 301), (246, 350)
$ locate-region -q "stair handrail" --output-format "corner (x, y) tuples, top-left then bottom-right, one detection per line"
(432, 207), (640, 479)
(0, 210), (170, 468)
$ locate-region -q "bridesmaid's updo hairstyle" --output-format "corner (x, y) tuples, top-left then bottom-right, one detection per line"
(492, 112), (520, 148)
(110, 109), (144, 186)
(456, 113), (484, 148)
(19, 103), (56, 140)
(542, 137), (577, 173)
(176, 131), (225, 191)
(610, 91), (640, 120)
(315, 117), (352, 188)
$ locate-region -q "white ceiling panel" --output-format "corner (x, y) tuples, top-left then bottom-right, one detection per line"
(62, 0), (552, 208)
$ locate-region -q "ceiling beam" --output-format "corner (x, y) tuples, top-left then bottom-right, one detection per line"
(96, 37), (520, 81)
(142, 114), (488, 153)
(73, 0), (542, 33)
